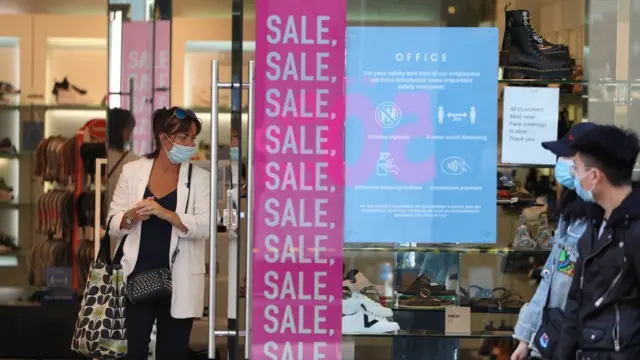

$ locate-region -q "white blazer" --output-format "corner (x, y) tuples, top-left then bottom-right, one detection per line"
(107, 157), (210, 318)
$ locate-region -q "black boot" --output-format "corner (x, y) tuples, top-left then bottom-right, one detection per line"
(501, 3), (573, 67)
(502, 24), (573, 80)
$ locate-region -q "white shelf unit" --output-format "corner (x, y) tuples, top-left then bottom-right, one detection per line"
(0, 36), (22, 268)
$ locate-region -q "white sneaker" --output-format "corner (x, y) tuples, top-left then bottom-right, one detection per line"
(342, 308), (399, 334)
(344, 292), (393, 318)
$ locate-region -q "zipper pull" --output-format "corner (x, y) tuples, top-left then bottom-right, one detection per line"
(595, 297), (603, 307)
(615, 340), (620, 352)
(580, 276), (584, 289)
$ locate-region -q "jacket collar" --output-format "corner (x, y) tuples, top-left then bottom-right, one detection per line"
(604, 188), (640, 227)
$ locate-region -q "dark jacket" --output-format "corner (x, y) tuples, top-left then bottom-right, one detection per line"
(557, 189), (640, 360)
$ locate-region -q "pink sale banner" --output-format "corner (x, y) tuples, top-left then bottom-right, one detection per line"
(252, 0), (346, 358)
(120, 20), (170, 156)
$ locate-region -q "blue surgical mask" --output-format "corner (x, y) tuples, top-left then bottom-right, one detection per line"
(554, 159), (575, 189)
(230, 147), (239, 161)
(574, 171), (595, 203)
(163, 138), (196, 164)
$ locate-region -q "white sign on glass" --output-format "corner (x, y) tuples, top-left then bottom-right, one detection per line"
(501, 86), (560, 165)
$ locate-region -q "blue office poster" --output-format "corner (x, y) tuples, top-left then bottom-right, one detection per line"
(345, 27), (498, 244)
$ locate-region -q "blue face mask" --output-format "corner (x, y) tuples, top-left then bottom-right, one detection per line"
(554, 159), (575, 189)
(230, 147), (240, 161)
(574, 171), (595, 203)
(163, 137), (196, 164)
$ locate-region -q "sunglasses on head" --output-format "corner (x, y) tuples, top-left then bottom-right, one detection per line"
(164, 107), (197, 126)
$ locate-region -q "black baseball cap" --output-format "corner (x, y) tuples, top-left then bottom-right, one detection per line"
(541, 122), (597, 157)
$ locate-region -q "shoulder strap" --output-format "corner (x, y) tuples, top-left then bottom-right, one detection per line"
(96, 216), (115, 264)
(107, 151), (129, 179)
(184, 163), (193, 214)
(170, 163), (193, 267)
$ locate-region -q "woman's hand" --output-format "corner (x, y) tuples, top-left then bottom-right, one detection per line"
(510, 341), (529, 360)
(135, 197), (170, 220)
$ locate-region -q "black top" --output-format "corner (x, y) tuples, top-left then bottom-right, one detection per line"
(132, 187), (177, 274)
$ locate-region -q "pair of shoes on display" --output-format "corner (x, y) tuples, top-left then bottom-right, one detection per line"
(51, 77), (87, 104)
(342, 286), (398, 334)
(512, 213), (553, 250)
(0, 178), (13, 202)
(0, 138), (17, 156)
(0, 81), (20, 103)
(500, 2), (573, 80)
(397, 274), (456, 308)
(0, 232), (18, 254)
(461, 286), (525, 310)
(496, 174), (537, 205)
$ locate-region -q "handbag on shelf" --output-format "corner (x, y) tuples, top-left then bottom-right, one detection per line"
(118, 163), (193, 305)
(70, 217), (127, 359)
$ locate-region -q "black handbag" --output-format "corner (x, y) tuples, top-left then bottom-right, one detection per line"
(114, 163), (193, 304)
(532, 284), (564, 359)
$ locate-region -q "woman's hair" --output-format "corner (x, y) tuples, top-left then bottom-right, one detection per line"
(556, 188), (601, 222)
(108, 108), (135, 151)
(145, 107), (202, 159)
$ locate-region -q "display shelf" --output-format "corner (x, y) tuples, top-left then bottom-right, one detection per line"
(498, 163), (555, 168)
(0, 201), (33, 210)
(499, 79), (587, 85)
(0, 255), (17, 267)
(0, 152), (33, 159)
(343, 330), (512, 338)
(497, 199), (545, 207)
(0, 104), (106, 111)
(343, 244), (550, 255)
(382, 304), (523, 314)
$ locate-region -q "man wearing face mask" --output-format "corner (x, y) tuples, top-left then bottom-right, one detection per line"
(556, 124), (640, 360)
(510, 123), (603, 360)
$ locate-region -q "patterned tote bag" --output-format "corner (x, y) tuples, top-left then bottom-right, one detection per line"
(71, 217), (127, 358)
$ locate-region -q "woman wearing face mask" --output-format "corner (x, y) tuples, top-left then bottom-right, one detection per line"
(107, 107), (210, 360)
(510, 123), (602, 360)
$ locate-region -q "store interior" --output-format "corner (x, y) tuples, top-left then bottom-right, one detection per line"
(0, 0), (636, 359)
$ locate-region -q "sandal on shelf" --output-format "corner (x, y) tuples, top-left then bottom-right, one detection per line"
(398, 274), (455, 297)
(459, 285), (493, 306)
(512, 215), (537, 249)
(398, 289), (455, 308)
(492, 288), (525, 311)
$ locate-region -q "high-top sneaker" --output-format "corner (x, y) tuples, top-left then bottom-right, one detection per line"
(501, 5), (572, 66)
(500, 14), (572, 79)
(536, 214), (553, 250)
(512, 215), (536, 249)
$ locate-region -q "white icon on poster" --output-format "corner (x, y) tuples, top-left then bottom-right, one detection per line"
(375, 102), (402, 128)
(376, 152), (400, 176)
(438, 106), (444, 124)
(441, 156), (471, 175)
(447, 111), (468, 121)
(469, 106), (476, 124)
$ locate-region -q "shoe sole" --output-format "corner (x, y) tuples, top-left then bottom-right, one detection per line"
(342, 323), (400, 334)
(503, 65), (573, 80)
